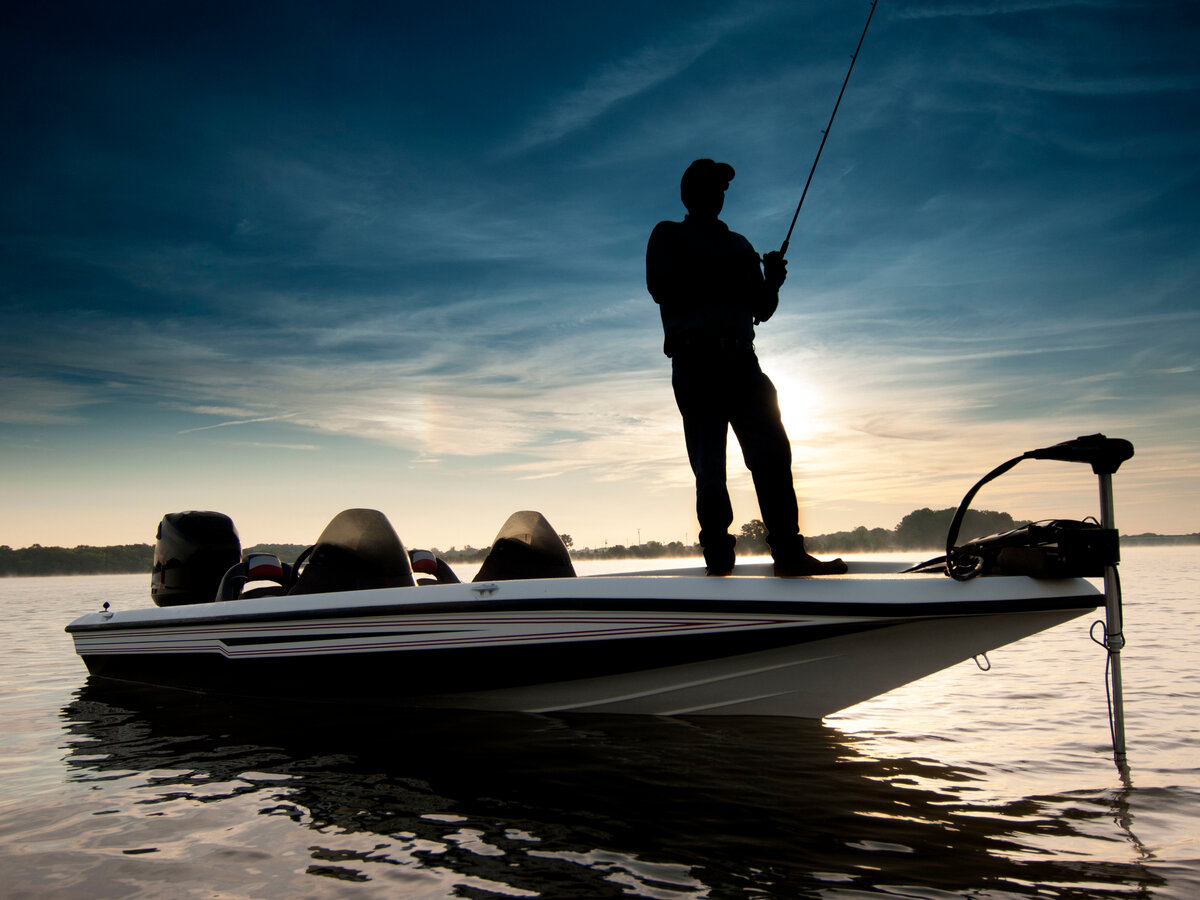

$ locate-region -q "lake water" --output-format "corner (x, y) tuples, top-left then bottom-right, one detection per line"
(1, 549), (1197, 898)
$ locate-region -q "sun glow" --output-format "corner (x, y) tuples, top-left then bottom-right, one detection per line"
(767, 364), (833, 450)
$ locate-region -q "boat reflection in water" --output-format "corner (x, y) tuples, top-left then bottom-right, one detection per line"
(60, 679), (1163, 898)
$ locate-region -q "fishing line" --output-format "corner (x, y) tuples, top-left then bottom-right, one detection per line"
(779, 0), (879, 258)
(1089, 566), (1126, 758)
(1092, 621), (1120, 753)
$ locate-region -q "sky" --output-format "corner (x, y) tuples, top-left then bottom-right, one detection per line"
(2, 0), (1198, 553)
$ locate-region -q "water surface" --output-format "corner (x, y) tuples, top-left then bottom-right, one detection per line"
(1, 549), (1197, 897)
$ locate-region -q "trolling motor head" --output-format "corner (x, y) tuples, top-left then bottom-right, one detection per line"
(1023, 433), (1134, 476)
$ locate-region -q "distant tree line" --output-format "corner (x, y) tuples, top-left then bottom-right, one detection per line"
(244, 544), (308, 563)
(1121, 533), (1200, 546)
(4, 512), (1197, 576)
(429, 546), (489, 564)
(812, 508), (1029, 553)
(570, 540), (695, 561)
(0, 543), (154, 576)
(719, 508), (1025, 555)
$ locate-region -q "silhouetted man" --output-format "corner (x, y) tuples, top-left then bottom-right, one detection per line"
(646, 159), (846, 577)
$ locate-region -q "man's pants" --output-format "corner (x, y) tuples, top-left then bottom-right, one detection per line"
(671, 350), (801, 558)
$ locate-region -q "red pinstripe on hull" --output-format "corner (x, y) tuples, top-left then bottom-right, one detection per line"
(71, 612), (821, 658)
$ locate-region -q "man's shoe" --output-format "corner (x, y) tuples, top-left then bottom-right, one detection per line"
(703, 535), (736, 577)
(773, 552), (847, 577)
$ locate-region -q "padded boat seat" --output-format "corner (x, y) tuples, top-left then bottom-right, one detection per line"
(289, 508), (415, 594)
(474, 510), (576, 582)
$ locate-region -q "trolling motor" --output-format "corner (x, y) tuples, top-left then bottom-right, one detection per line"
(909, 434), (1135, 771)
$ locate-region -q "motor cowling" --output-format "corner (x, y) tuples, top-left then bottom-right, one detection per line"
(151, 511), (241, 606)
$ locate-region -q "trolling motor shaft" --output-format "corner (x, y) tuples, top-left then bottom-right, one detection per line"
(1091, 453), (1132, 774)
(1044, 435), (1134, 773)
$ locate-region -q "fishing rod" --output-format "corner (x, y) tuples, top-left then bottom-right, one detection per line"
(779, 0), (878, 258)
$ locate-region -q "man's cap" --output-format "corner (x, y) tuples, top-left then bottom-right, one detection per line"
(681, 158), (735, 192)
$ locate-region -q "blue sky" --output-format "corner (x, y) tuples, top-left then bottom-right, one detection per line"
(2, 0), (1197, 552)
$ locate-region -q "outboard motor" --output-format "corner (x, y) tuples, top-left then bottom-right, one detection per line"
(151, 511), (241, 607)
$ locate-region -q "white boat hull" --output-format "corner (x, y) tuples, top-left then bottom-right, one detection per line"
(67, 563), (1101, 718)
(416, 607), (1084, 717)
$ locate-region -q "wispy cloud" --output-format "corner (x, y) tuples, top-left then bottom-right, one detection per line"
(0, 374), (98, 425)
(506, 48), (712, 154)
(241, 441), (321, 451)
(178, 413), (298, 434)
(504, 6), (773, 155)
(898, 1), (1120, 19)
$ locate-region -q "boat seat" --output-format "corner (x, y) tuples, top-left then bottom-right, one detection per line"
(289, 509), (415, 594)
(473, 510), (576, 582)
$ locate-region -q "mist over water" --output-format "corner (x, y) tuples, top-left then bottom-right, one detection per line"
(2, 549), (1197, 898)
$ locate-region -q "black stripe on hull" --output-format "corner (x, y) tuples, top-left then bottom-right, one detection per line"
(81, 619), (890, 700)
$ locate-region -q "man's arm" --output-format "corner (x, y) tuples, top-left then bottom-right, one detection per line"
(646, 221), (679, 305)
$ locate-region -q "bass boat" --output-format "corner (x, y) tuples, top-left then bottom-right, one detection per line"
(66, 435), (1133, 720)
